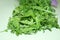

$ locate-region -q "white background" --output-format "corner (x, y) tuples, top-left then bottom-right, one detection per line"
(0, 0), (60, 40)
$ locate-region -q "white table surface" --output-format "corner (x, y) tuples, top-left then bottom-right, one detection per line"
(0, 0), (60, 40)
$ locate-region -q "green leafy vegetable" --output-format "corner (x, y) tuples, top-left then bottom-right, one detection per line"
(7, 0), (60, 36)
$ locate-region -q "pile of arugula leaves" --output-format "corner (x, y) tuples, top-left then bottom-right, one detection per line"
(7, 0), (60, 36)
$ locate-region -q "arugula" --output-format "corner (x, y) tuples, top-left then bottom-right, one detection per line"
(7, 0), (60, 36)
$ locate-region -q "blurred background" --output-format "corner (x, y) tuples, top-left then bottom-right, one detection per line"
(0, 0), (60, 40)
